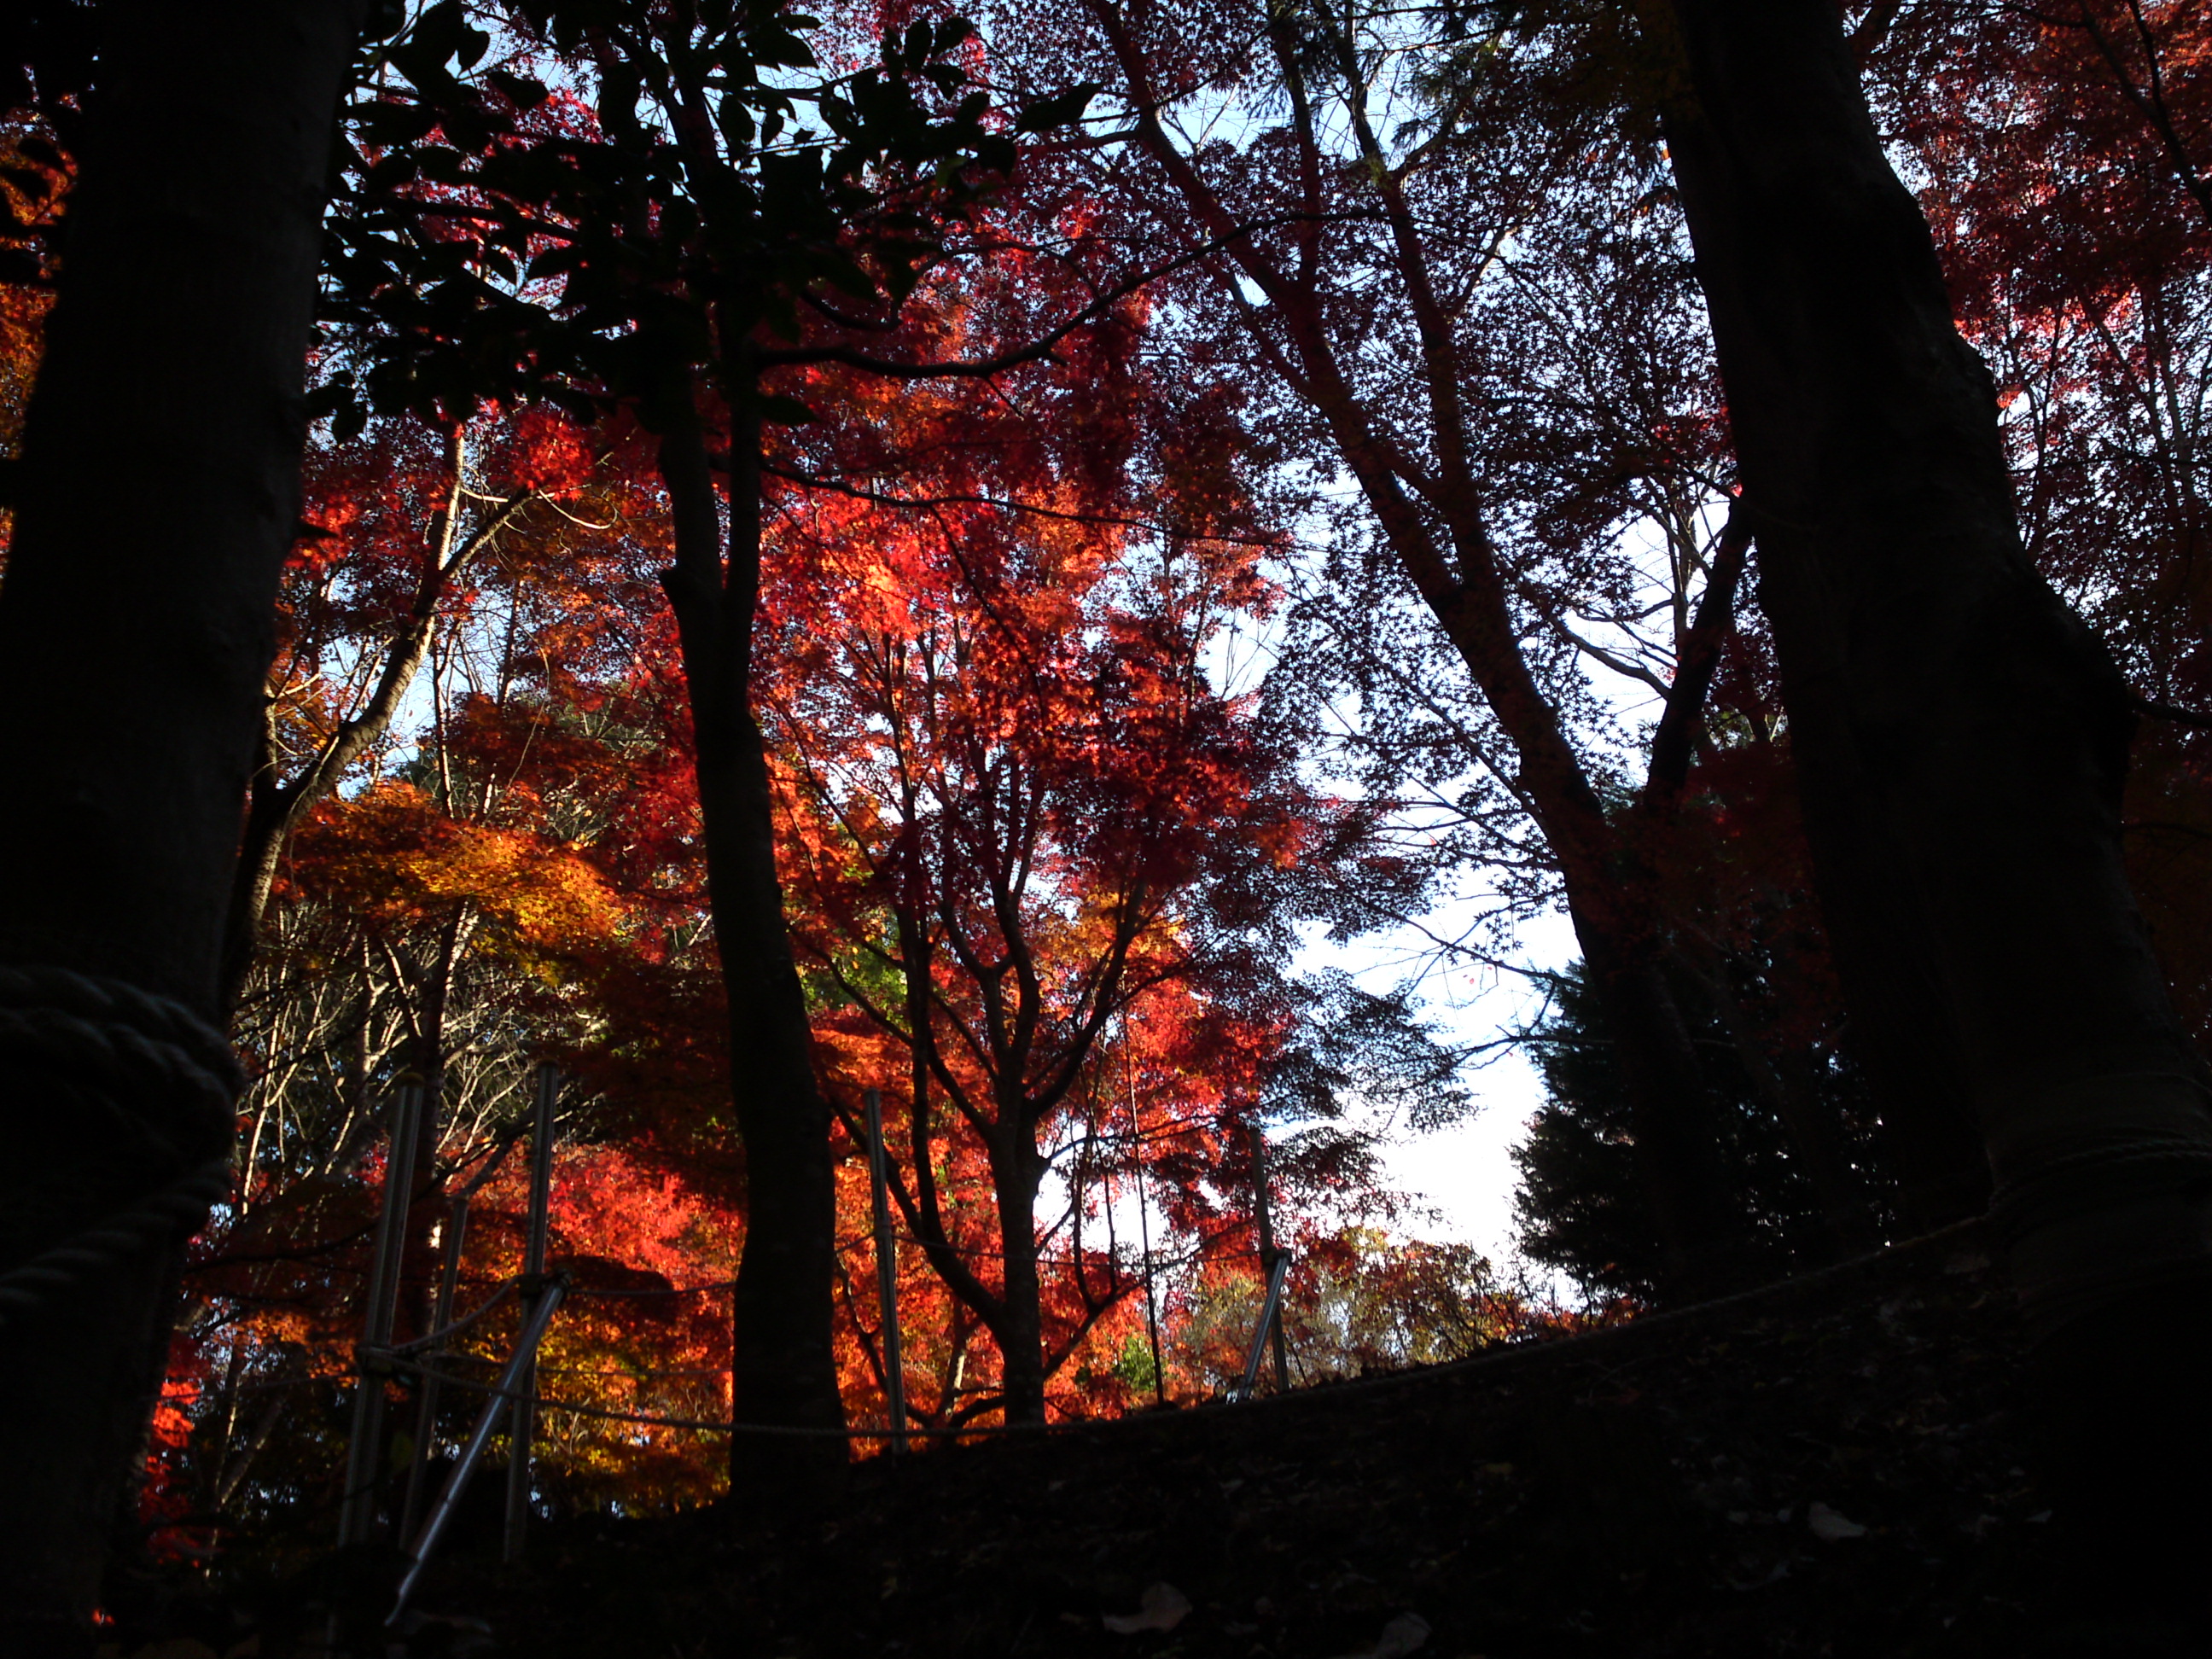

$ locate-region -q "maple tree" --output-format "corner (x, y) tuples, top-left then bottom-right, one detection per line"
(160, 334), (1454, 1531)
(760, 354), (1394, 1420)
(302, 0), (1139, 1491)
(169, 475), (719, 1544)
(218, 411), (608, 1008)
(983, 0), (1940, 1294)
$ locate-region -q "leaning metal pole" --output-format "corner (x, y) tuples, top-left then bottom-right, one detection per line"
(392, 1276), (566, 1623)
(1234, 1254), (1292, 1403)
(864, 1088), (909, 1454)
(1248, 1126), (1291, 1394)
(339, 1073), (426, 1546)
(1123, 1021), (1166, 1406)
(504, 1061), (559, 1562)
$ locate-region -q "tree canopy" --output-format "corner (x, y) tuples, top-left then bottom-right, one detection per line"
(3, 0), (2211, 1644)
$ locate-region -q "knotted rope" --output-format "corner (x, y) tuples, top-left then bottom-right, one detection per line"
(1982, 1070), (2212, 1336)
(1984, 1071), (2212, 1249)
(0, 964), (242, 1326)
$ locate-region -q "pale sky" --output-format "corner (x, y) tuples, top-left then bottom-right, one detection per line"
(1312, 906), (1582, 1268)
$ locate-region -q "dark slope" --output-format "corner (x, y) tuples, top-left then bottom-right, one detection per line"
(118, 1225), (2085, 1657)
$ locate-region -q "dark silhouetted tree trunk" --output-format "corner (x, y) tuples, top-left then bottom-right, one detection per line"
(655, 380), (848, 1494)
(0, 2), (362, 1649)
(1658, 0), (2212, 1629)
(989, 1126), (1048, 1424)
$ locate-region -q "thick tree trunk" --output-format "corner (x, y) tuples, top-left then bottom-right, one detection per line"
(655, 391), (847, 1497)
(0, 3), (359, 1649)
(990, 1130), (1048, 1425)
(1659, 0), (2212, 1630)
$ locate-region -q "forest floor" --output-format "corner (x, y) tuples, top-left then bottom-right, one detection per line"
(116, 1223), (2089, 1659)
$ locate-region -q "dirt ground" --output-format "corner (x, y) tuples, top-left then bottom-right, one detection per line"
(114, 1224), (2104, 1659)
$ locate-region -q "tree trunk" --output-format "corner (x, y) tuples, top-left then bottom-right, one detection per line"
(0, 2), (359, 1648)
(655, 385), (847, 1498)
(1658, 0), (2212, 1629)
(990, 1128), (1048, 1425)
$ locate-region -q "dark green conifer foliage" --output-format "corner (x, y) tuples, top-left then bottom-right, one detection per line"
(1516, 962), (1893, 1296)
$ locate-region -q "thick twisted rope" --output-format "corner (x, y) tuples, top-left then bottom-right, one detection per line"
(0, 963), (242, 1157)
(1985, 1072), (2212, 1248)
(0, 964), (242, 1326)
(1988, 1132), (2212, 1248)
(0, 1159), (236, 1322)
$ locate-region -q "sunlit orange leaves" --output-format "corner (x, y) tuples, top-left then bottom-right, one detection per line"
(288, 780), (621, 967)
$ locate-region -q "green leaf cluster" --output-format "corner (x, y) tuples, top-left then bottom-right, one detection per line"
(317, 0), (1083, 434)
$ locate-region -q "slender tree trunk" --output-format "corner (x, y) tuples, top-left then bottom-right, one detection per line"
(1658, 0), (2212, 1629)
(990, 1128), (1048, 1425)
(655, 382), (847, 1496)
(0, 3), (360, 1648)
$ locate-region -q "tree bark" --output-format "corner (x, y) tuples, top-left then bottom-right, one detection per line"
(990, 1128), (1048, 1424)
(0, 1), (361, 1648)
(1658, 0), (2212, 1627)
(654, 381), (847, 1497)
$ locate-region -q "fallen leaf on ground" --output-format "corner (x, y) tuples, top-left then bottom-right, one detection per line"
(1103, 1582), (1193, 1634)
(1333, 1611), (1431, 1658)
(1808, 1501), (1868, 1540)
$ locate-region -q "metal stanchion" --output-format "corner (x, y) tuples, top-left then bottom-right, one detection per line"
(1125, 1024), (1166, 1405)
(864, 1088), (909, 1453)
(339, 1073), (426, 1545)
(399, 1193), (469, 1543)
(1234, 1254), (1292, 1403)
(393, 1277), (567, 1623)
(504, 1061), (559, 1562)
(1248, 1126), (1291, 1394)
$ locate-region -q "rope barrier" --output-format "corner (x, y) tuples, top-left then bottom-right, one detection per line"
(387, 1351), (1122, 1441)
(0, 1159), (235, 1325)
(387, 1282), (519, 1358)
(0, 963), (245, 1145)
(0, 964), (242, 1327)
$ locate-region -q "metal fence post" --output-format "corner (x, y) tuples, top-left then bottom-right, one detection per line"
(396, 1277), (566, 1622)
(1249, 1126), (1290, 1394)
(504, 1061), (558, 1562)
(864, 1088), (908, 1453)
(399, 1193), (469, 1543)
(1234, 1254), (1291, 1402)
(1124, 1024), (1166, 1405)
(340, 1073), (425, 1545)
